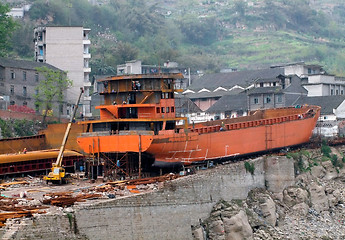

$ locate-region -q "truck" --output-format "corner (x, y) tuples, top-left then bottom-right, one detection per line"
(44, 88), (84, 184)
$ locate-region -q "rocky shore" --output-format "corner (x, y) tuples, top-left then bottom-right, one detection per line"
(192, 145), (345, 240)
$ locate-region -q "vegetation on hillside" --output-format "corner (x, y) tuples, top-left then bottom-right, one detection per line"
(4, 0), (345, 75)
(0, 3), (17, 57)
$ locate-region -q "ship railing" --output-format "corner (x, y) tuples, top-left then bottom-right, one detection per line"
(190, 113), (309, 134)
(80, 130), (153, 137)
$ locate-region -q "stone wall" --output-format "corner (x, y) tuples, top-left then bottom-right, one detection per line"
(4, 156), (294, 240)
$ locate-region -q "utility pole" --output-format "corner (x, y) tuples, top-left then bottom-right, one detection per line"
(138, 134), (142, 179)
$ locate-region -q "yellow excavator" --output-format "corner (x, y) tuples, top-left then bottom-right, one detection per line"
(44, 88), (84, 184)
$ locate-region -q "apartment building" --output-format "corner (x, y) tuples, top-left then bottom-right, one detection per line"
(34, 26), (92, 117)
(0, 57), (67, 115)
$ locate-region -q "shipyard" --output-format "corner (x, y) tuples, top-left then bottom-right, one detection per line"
(2, 0), (345, 239)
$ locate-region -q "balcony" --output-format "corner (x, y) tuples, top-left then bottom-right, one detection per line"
(83, 67), (91, 73)
(83, 53), (91, 59)
(83, 39), (91, 45)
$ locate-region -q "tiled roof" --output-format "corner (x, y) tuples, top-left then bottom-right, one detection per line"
(247, 87), (283, 95)
(206, 93), (248, 113)
(0, 58), (61, 71)
(189, 67), (284, 91)
(295, 95), (345, 115)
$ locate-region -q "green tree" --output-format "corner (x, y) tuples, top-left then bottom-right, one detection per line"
(34, 66), (72, 124)
(0, 3), (17, 56)
(11, 22), (35, 58)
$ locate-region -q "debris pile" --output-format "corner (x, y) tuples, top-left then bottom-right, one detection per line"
(42, 192), (102, 207)
(0, 173), (181, 227)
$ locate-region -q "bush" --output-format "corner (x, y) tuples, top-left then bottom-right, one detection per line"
(244, 162), (255, 175)
(321, 143), (331, 158)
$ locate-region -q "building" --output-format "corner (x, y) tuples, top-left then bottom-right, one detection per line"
(273, 62), (345, 97)
(33, 26), (92, 118)
(247, 74), (307, 111)
(117, 60), (189, 89)
(295, 95), (345, 137)
(183, 67), (284, 111)
(0, 57), (66, 115)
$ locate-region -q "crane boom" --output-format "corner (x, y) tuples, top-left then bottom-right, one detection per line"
(54, 88), (84, 167)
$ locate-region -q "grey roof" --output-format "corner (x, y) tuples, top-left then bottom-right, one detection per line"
(295, 95), (345, 115)
(247, 87), (283, 95)
(255, 77), (281, 83)
(189, 67), (284, 91)
(0, 58), (61, 71)
(174, 97), (202, 114)
(206, 93), (248, 113)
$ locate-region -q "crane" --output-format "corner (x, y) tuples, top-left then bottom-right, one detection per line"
(44, 88), (84, 184)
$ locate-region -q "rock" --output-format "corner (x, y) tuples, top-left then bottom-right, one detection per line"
(64, 207), (74, 213)
(308, 182), (329, 213)
(283, 187), (309, 207)
(326, 188), (340, 207)
(292, 202), (309, 216)
(208, 219), (225, 240)
(322, 161), (338, 180)
(260, 195), (277, 226)
(192, 227), (205, 240)
(223, 210), (253, 240)
(311, 165), (326, 179)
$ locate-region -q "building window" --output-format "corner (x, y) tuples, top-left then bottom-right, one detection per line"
(23, 101), (27, 106)
(341, 90), (344, 95)
(23, 71), (26, 81)
(161, 93), (165, 99)
(171, 107), (174, 113)
(331, 89), (334, 95)
(308, 68), (312, 74)
(59, 104), (63, 114)
(264, 97), (271, 104)
(273, 82), (276, 86)
(260, 83), (264, 87)
(254, 98), (259, 104)
(23, 86), (27, 97)
(10, 101), (15, 105)
(10, 85), (14, 95)
(156, 107), (160, 113)
(35, 73), (39, 82)
(166, 107), (170, 113)
(35, 89), (39, 96)
(35, 104), (39, 113)
(336, 90), (339, 95)
(277, 95), (282, 103)
(161, 107), (165, 113)
(11, 71), (15, 79)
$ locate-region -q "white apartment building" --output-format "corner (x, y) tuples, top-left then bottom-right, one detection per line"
(279, 62), (345, 97)
(34, 26), (92, 118)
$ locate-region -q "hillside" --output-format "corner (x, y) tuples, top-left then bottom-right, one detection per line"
(6, 0), (345, 75)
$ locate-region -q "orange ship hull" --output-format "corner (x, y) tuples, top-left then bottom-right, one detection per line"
(148, 107), (319, 166)
(77, 132), (153, 153)
(77, 105), (320, 167)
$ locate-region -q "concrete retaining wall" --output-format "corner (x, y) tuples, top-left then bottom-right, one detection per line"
(3, 156), (294, 240)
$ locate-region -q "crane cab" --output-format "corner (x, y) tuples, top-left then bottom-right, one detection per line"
(44, 166), (66, 184)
